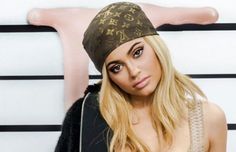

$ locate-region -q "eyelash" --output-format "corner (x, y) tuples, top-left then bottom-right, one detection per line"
(110, 64), (122, 73)
(133, 47), (143, 58)
(109, 46), (144, 74)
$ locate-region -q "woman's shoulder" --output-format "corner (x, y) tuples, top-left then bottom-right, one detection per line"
(68, 82), (101, 111)
(84, 82), (101, 95)
(201, 101), (227, 135)
(67, 82), (102, 117)
(201, 100), (227, 151)
(201, 101), (226, 127)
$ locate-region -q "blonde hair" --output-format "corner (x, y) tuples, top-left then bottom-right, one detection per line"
(99, 35), (207, 151)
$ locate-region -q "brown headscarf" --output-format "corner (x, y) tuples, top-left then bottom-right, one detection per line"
(83, 2), (158, 72)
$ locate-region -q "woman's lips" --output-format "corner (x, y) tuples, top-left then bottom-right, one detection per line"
(133, 76), (150, 89)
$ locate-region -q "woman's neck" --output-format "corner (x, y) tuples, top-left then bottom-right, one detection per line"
(130, 94), (153, 109)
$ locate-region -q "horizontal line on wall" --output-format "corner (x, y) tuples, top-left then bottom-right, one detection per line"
(189, 74), (236, 79)
(0, 25), (56, 32)
(228, 124), (236, 130)
(0, 75), (100, 80)
(0, 23), (236, 32)
(0, 124), (235, 132)
(0, 74), (236, 80)
(157, 23), (236, 31)
(0, 75), (64, 80)
(0, 125), (61, 132)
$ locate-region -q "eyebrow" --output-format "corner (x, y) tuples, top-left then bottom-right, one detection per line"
(106, 41), (141, 68)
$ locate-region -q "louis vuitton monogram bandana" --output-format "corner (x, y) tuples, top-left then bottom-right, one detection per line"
(83, 2), (158, 72)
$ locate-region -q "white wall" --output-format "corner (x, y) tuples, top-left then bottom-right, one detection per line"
(0, 0), (235, 151)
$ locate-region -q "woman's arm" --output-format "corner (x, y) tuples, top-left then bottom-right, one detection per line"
(203, 102), (227, 152)
(27, 8), (99, 110)
(139, 3), (218, 27)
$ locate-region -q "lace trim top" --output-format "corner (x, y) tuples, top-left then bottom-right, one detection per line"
(188, 101), (205, 152)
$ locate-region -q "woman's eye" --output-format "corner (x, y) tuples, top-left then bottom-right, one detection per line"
(110, 64), (122, 73)
(133, 47), (143, 58)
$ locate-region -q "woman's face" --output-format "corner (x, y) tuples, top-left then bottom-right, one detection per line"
(105, 37), (162, 99)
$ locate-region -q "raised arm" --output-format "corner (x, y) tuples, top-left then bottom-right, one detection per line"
(139, 3), (218, 27)
(27, 8), (99, 110)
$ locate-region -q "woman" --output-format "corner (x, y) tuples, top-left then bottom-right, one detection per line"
(55, 2), (227, 152)
(27, 2), (218, 110)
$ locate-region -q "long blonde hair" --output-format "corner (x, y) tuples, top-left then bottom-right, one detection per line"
(99, 35), (207, 151)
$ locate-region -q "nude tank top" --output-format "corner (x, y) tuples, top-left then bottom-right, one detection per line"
(188, 101), (205, 152)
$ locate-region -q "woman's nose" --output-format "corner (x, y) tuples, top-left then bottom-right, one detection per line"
(126, 62), (141, 78)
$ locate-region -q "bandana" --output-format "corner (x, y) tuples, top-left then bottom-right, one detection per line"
(83, 2), (158, 72)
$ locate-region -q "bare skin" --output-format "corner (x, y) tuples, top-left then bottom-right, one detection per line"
(27, 3), (218, 110)
(127, 101), (227, 152)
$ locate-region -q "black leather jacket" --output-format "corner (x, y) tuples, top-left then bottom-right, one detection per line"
(55, 83), (110, 152)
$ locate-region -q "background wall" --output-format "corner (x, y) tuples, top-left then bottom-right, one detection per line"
(0, 0), (235, 151)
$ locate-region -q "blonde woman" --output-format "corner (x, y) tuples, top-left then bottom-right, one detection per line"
(27, 2), (218, 110)
(53, 2), (227, 152)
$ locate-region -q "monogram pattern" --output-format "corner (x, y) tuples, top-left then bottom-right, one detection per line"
(83, 2), (158, 72)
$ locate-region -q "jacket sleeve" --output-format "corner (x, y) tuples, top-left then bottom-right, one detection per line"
(54, 98), (84, 152)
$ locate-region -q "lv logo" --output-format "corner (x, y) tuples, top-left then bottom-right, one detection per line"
(116, 30), (129, 43)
